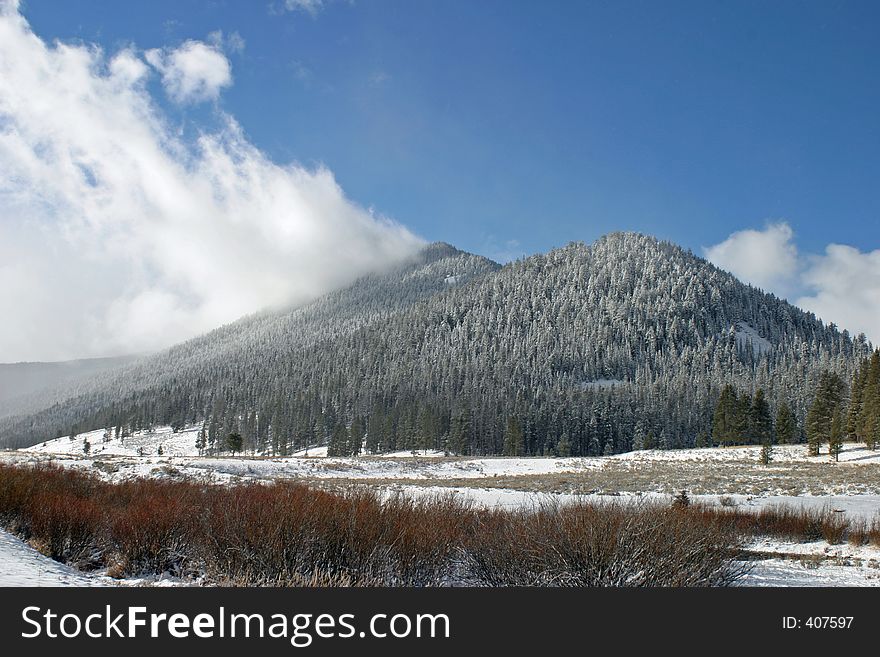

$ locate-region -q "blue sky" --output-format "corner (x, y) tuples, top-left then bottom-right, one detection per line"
(23, 0), (879, 257)
(2, 0), (879, 360)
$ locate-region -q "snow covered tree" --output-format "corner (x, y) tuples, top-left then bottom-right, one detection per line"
(806, 371), (845, 456)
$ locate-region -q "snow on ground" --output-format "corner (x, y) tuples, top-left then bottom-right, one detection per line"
(695, 493), (880, 521)
(0, 529), (108, 586)
(734, 321), (772, 355)
(7, 436), (880, 586)
(0, 529), (193, 588)
(26, 425), (880, 470)
(26, 425), (203, 458)
(390, 485), (880, 521)
(9, 439), (880, 495)
(743, 559), (880, 586)
(377, 449), (446, 458)
(289, 446), (329, 458)
(610, 442), (880, 465)
(740, 538), (880, 587)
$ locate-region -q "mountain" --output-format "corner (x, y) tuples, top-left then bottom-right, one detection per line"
(0, 356), (139, 419)
(0, 233), (869, 454)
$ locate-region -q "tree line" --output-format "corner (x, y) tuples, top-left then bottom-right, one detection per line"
(710, 350), (880, 463)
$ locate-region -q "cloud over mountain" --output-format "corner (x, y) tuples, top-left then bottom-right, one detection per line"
(704, 223), (879, 342)
(0, 2), (422, 362)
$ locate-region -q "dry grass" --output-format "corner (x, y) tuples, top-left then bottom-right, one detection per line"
(312, 459), (880, 497)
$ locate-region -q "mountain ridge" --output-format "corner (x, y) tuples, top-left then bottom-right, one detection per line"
(0, 232), (868, 453)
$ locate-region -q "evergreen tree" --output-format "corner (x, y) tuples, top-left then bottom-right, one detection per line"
(806, 371), (845, 456)
(556, 431), (571, 457)
(712, 384), (739, 446)
(225, 431), (243, 456)
(196, 424), (207, 455)
(695, 430), (710, 449)
(759, 441), (772, 465)
(860, 351), (880, 450)
(736, 393), (752, 444)
(349, 416), (366, 456)
(448, 408), (471, 456)
(775, 401), (797, 445)
(829, 407), (844, 462)
(502, 417), (525, 456)
(749, 389), (773, 446)
(327, 423), (349, 457)
(846, 364), (867, 440)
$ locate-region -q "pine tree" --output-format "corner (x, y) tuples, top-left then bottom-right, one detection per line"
(502, 417), (525, 456)
(806, 371), (845, 456)
(861, 351), (880, 450)
(759, 441), (773, 465)
(736, 393), (752, 444)
(448, 408), (471, 456)
(349, 416), (366, 456)
(829, 407), (844, 462)
(327, 423), (348, 457)
(695, 430), (710, 449)
(196, 424), (206, 455)
(225, 431), (243, 456)
(846, 363), (867, 440)
(556, 431), (571, 457)
(712, 384), (738, 446)
(775, 401), (797, 445)
(749, 389), (773, 446)
(82, 438), (90, 455)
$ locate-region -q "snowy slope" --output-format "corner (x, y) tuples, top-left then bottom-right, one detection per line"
(733, 321), (772, 355)
(26, 425), (203, 458)
(0, 530), (108, 586)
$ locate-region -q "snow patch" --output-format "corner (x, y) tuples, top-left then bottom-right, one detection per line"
(0, 530), (109, 586)
(733, 321), (772, 355)
(579, 378), (626, 390)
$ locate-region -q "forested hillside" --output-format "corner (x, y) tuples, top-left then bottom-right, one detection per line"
(0, 356), (138, 419)
(0, 233), (869, 455)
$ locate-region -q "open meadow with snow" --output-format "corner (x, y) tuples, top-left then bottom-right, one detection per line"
(3, 424), (880, 586)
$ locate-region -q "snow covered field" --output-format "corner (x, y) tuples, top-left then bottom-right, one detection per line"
(4, 427), (880, 586)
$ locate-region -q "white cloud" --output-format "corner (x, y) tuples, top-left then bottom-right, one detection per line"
(207, 29), (245, 55)
(705, 223), (880, 342)
(226, 31), (246, 54)
(280, 0), (325, 16)
(797, 245), (880, 341)
(145, 40), (232, 104)
(0, 5), (423, 362)
(702, 222), (798, 293)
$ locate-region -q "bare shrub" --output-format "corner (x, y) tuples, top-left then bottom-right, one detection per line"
(0, 464), (750, 587)
(461, 499), (746, 587)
